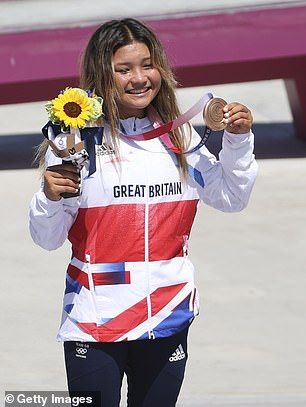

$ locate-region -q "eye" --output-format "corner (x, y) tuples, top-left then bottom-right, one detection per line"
(143, 64), (153, 69)
(115, 68), (129, 74)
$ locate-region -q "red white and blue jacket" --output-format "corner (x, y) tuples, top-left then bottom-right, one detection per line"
(29, 115), (258, 342)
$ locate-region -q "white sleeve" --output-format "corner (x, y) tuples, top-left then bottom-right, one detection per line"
(29, 147), (81, 250)
(187, 127), (258, 212)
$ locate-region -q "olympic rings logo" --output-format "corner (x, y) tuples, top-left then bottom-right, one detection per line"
(76, 347), (88, 355)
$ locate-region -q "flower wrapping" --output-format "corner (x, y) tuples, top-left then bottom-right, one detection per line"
(44, 87), (103, 165)
(43, 87), (104, 197)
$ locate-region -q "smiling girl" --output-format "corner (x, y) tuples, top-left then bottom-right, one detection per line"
(30, 18), (258, 407)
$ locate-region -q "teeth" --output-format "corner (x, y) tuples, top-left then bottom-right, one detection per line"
(127, 89), (148, 94)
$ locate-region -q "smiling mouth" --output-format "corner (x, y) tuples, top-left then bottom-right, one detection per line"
(125, 87), (151, 95)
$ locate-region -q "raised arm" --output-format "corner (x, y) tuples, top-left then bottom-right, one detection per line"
(187, 102), (258, 212)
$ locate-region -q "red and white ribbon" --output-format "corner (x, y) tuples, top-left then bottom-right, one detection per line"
(119, 92), (213, 154)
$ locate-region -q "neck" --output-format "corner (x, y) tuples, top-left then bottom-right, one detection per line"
(119, 108), (147, 120)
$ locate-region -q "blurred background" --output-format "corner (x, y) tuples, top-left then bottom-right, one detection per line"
(1, 1), (306, 406)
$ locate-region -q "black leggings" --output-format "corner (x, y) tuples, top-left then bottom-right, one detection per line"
(64, 327), (189, 407)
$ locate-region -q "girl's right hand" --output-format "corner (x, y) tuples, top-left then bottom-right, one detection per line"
(43, 164), (80, 201)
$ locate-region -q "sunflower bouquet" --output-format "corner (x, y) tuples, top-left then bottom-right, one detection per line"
(45, 86), (103, 163)
(45, 87), (103, 131)
(44, 87), (103, 197)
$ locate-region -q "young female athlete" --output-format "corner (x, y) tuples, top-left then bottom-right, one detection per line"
(29, 18), (258, 407)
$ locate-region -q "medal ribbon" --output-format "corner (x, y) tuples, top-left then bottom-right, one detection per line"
(119, 92), (213, 154)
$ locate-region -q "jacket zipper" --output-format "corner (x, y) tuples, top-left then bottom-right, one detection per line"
(144, 152), (155, 339)
(85, 253), (94, 291)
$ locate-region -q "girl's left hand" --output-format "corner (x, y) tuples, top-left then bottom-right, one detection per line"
(223, 102), (253, 134)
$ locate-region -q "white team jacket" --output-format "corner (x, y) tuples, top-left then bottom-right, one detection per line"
(29, 115), (258, 342)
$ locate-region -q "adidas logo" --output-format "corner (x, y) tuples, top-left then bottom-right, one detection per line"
(95, 143), (115, 156)
(169, 344), (186, 362)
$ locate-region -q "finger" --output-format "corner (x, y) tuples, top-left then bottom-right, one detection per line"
(46, 164), (79, 173)
(224, 103), (249, 115)
(43, 181), (79, 201)
(53, 186), (80, 199)
(48, 177), (80, 189)
(45, 169), (80, 183)
(48, 184), (80, 194)
(223, 112), (251, 124)
(57, 185), (80, 194)
(228, 118), (252, 127)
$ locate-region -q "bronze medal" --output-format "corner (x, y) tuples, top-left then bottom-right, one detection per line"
(203, 97), (227, 131)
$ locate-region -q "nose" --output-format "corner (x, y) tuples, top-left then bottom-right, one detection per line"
(130, 68), (147, 85)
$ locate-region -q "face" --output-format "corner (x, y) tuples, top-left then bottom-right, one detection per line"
(113, 41), (162, 119)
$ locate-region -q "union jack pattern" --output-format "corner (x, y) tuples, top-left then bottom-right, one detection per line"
(29, 118), (257, 343)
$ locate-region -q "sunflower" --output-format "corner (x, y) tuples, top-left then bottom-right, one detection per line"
(46, 87), (103, 129)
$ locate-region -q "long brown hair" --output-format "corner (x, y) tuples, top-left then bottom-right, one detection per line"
(80, 18), (190, 176)
(37, 18), (190, 175)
